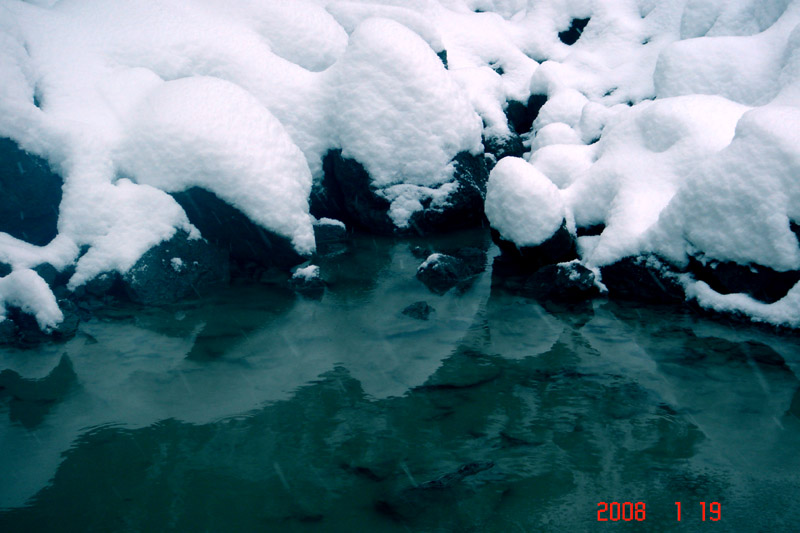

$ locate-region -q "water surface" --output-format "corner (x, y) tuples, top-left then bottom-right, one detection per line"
(2, 230), (799, 531)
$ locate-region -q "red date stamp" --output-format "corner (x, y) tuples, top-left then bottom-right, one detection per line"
(597, 502), (721, 522)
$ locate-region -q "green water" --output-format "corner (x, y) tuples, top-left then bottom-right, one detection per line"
(1, 230), (799, 532)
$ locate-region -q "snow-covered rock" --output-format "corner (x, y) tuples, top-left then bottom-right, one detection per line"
(2, 0), (800, 330)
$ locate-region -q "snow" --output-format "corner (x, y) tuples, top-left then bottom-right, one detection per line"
(292, 264), (320, 281)
(485, 157), (565, 247)
(1, 0), (800, 328)
(0, 269), (62, 329)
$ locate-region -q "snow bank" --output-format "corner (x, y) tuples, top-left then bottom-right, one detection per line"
(2, 0), (800, 329)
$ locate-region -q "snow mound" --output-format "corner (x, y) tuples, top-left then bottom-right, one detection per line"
(0, 269), (62, 329)
(485, 157), (564, 247)
(118, 76), (315, 255)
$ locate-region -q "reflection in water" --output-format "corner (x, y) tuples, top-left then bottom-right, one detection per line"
(1, 229), (800, 531)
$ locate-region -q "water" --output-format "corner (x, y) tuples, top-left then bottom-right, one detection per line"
(1, 229), (800, 532)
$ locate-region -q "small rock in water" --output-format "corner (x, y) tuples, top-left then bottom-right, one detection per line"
(313, 218), (348, 256)
(416, 248), (487, 295)
(289, 264), (325, 298)
(402, 301), (434, 320)
(416, 254), (468, 295)
(523, 262), (599, 302)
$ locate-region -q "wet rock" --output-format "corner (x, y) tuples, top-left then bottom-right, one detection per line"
(559, 17), (590, 45)
(416, 248), (486, 295)
(601, 255), (684, 303)
(122, 230), (229, 306)
(313, 218), (348, 256)
(491, 221), (578, 271)
(0, 262), (11, 277)
(171, 186), (305, 270)
(0, 138), (63, 246)
(288, 264), (325, 298)
(522, 262), (600, 302)
(402, 301), (434, 320)
(318, 150), (489, 236)
(506, 94), (547, 135)
(688, 257), (800, 304)
(0, 298), (80, 347)
(407, 152), (489, 234)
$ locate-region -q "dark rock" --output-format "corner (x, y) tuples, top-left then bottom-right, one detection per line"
(436, 49), (448, 69)
(483, 133), (525, 170)
(506, 94), (547, 135)
(490, 221), (578, 271)
(122, 230), (229, 306)
(318, 150), (489, 236)
(688, 257), (800, 304)
(0, 138), (62, 246)
(402, 301), (434, 320)
(410, 245), (433, 260)
(576, 223), (605, 237)
(52, 299), (80, 340)
(522, 262), (599, 302)
(1, 298), (80, 347)
(32, 263), (59, 287)
(0, 262), (11, 277)
(416, 254), (467, 294)
(171, 187), (305, 270)
(313, 219), (348, 256)
(0, 319), (17, 344)
(318, 150), (394, 233)
(416, 248), (486, 295)
(559, 17), (590, 45)
(601, 256), (684, 303)
(407, 152), (489, 234)
(288, 265), (325, 299)
(80, 271), (124, 299)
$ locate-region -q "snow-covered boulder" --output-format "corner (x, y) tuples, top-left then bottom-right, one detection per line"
(485, 157), (577, 270)
(322, 18), (487, 234)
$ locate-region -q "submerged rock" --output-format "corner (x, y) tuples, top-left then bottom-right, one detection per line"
(172, 186), (306, 270)
(316, 150), (488, 236)
(402, 301), (434, 320)
(601, 255), (684, 303)
(0, 138), (63, 247)
(122, 230), (229, 305)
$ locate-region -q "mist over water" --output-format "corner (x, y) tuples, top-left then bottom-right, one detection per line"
(2, 229), (799, 532)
